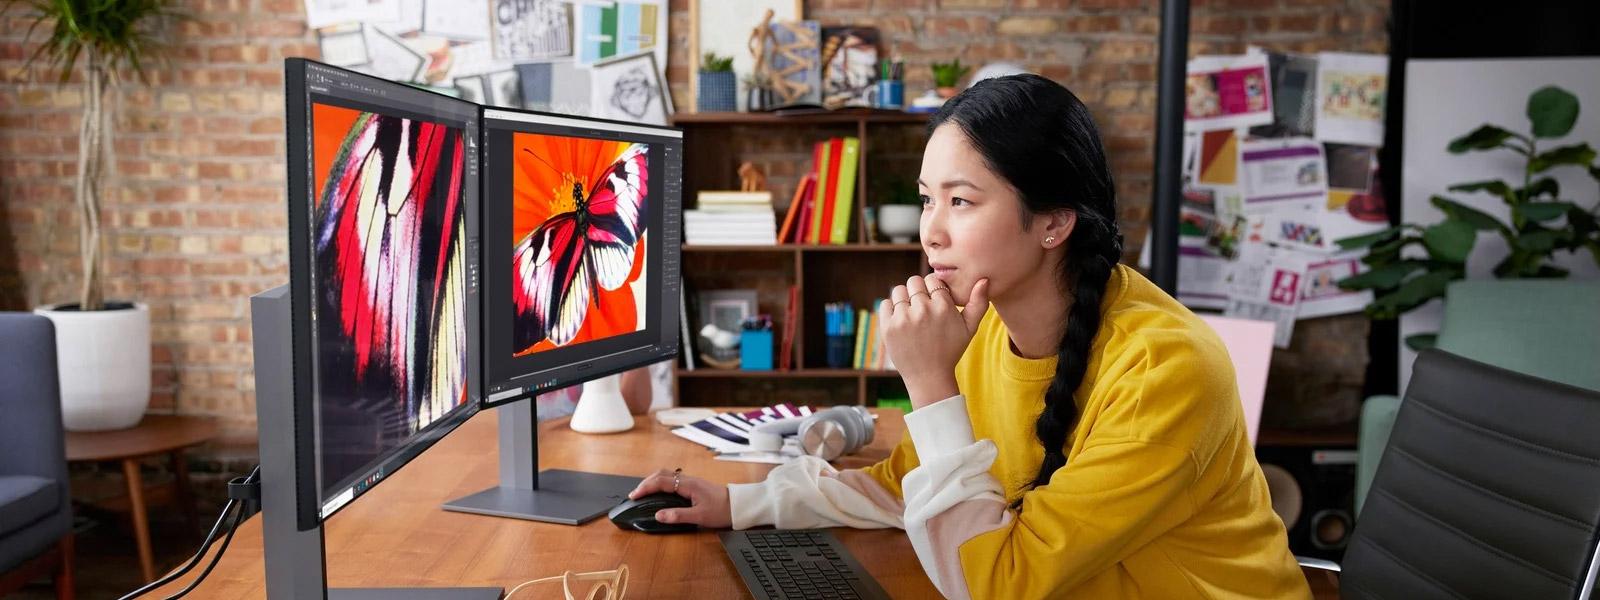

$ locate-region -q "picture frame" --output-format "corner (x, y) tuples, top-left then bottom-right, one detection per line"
(688, 0), (802, 112)
(697, 289), (758, 364)
(490, 0), (573, 61)
(590, 51), (672, 124)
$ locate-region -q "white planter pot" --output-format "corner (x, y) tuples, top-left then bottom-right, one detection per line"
(33, 302), (151, 431)
(878, 205), (921, 244)
(570, 373), (634, 434)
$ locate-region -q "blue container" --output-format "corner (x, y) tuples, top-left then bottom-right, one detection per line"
(740, 329), (773, 370)
(825, 335), (853, 368)
(875, 80), (904, 110)
(698, 71), (737, 112)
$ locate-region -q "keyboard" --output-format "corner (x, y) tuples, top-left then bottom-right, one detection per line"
(720, 529), (893, 600)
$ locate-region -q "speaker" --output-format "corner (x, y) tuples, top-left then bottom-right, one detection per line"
(1255, 446), (1357, 561)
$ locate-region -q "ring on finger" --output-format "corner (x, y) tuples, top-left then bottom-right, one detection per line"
(672, 467), (682, 493)
(910, 290), (930, 301)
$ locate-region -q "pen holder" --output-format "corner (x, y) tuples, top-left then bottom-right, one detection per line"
(740, 329), (774, 370)
(875, 80), (904, 110)
(826, 335), (853, 368)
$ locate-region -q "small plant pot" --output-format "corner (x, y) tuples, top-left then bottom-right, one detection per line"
(936, 86), (959, 99)
(698, 71), (737, 112)
(877, 204), (921, 244)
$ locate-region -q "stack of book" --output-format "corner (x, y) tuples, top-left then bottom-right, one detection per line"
(777, 136), (861, 244)
(685, 191), (777, 245)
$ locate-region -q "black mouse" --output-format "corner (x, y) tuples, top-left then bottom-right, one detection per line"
(608, 492), (698, 533)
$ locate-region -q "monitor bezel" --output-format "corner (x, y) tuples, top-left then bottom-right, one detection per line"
(284, 58), (483, 530)
(476, 106), (682, 410)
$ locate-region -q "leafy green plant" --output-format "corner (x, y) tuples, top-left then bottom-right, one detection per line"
(700, 52), (733, 73)
(5, 0), (179, 310)
(1337, 85), (1600, 349)
(931, 59), (970, 88)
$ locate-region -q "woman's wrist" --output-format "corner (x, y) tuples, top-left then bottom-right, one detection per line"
(905, 373), (960, 410)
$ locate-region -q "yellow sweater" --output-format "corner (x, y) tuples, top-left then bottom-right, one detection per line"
(861, 264), (1308, 598)
(727, 264), (1308, 598)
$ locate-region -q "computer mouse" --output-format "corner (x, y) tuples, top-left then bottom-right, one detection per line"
(607, 492), (698, 534)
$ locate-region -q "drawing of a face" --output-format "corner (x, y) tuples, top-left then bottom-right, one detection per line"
(610, 66), (655, 119)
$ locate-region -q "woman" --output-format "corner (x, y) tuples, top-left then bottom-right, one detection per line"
(630, 75), (1310, 599)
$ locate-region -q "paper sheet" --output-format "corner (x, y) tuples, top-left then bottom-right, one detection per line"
(357, 25), (426, 83)
(1185, 54), (1274, 132)
(1314, 52), (1388, 146)
(317, 25), (368, 67)
(304, 0), (400, 29)
(492, 0), (573, 60)
(1240, 137), (1328, 212)
(1224, 242), (1309, 348)
(423, 0), (490, 41)
(1297, 251), (1374, 320)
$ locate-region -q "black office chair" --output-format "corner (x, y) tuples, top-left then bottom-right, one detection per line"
(1300, 350), (1600, 599)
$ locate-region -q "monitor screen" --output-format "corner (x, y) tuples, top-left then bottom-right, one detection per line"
(286, 59), (482, 526)
(479, 108), (682, 408)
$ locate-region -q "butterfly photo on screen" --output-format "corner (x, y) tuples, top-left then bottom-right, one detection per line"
(310, 104), (469, 437)
(512, 134), (650, 355)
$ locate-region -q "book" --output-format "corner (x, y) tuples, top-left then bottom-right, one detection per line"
(830, 137), (860, 245)
(697, 190), (775, 206)
(809, 140), (832, 244)
(852, 308), (868, 368)
(779, 285), (798, 370)
(818, 138), (843, 244)
(777, 174), (811, 244)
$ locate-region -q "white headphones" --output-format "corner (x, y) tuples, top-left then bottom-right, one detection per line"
(747, 406), (876, 461)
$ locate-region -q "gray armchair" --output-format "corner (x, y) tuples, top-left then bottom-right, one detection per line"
(1304, 349), (1600, 599)
(0, 313), (75, 598)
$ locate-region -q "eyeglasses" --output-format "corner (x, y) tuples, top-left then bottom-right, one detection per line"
(506, 564), (629, 600)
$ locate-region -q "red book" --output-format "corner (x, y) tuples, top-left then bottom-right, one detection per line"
(778, 285), (798, 369)
(818, 138), (843, 244)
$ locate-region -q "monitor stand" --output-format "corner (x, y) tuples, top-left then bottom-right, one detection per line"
(441, 399), (641, 525)
(253, 286), (502, 599)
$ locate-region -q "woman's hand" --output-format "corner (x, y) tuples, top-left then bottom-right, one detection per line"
(879, 274), (990, 409)
(627, 468), (732, 529)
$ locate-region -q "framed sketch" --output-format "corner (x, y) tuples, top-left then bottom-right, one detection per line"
(453, 74), (488, 104)
(820, 26), (879, 109)
(317, 25), (369, 68)
(491, 0), (573, 61)
(689, 0), (802, 112)
(359, 25), (427, 82)
(590, 51), (672, 124)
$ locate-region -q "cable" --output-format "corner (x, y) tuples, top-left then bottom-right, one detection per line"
(116, 466), (259, 600)
(162, 494), (247, 599)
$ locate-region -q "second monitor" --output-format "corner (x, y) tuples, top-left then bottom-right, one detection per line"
(444, 107), (684, 525)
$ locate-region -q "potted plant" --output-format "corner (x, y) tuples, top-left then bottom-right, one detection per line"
(931, 59), (971, 99)
(697, 52), (736, 113)
(1336, 85), (1600, 350)
(9, 0), (177, 430)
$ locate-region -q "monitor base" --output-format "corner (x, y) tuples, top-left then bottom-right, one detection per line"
(442, 469), (641, 525)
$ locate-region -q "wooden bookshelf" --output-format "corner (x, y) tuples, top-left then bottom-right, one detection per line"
(673, 110), (931, 409)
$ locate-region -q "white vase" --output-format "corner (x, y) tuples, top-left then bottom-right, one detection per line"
(570, 373), (634, 434)
(33, 302), (151, 431)
(878, 204), (921, 244)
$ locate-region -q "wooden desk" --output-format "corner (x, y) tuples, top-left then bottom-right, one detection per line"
(148, 407), (940, 598)
(66, 414), (218, 583)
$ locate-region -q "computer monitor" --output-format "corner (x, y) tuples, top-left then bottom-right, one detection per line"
(255, 58), (497, 598)
(439, 107), (683, 524)
(478, 107), (683, 407)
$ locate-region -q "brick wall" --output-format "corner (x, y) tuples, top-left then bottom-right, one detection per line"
(0, 0), (1390, 462)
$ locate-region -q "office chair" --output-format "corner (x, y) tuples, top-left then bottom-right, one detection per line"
(1357, 279), (1600, 515)
(1302, 350), (1600, 599)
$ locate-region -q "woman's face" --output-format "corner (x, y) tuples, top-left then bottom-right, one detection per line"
(918, 123), (1057, 305)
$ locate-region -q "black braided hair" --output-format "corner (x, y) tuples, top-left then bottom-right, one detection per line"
(927, 74), (1123, 505)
